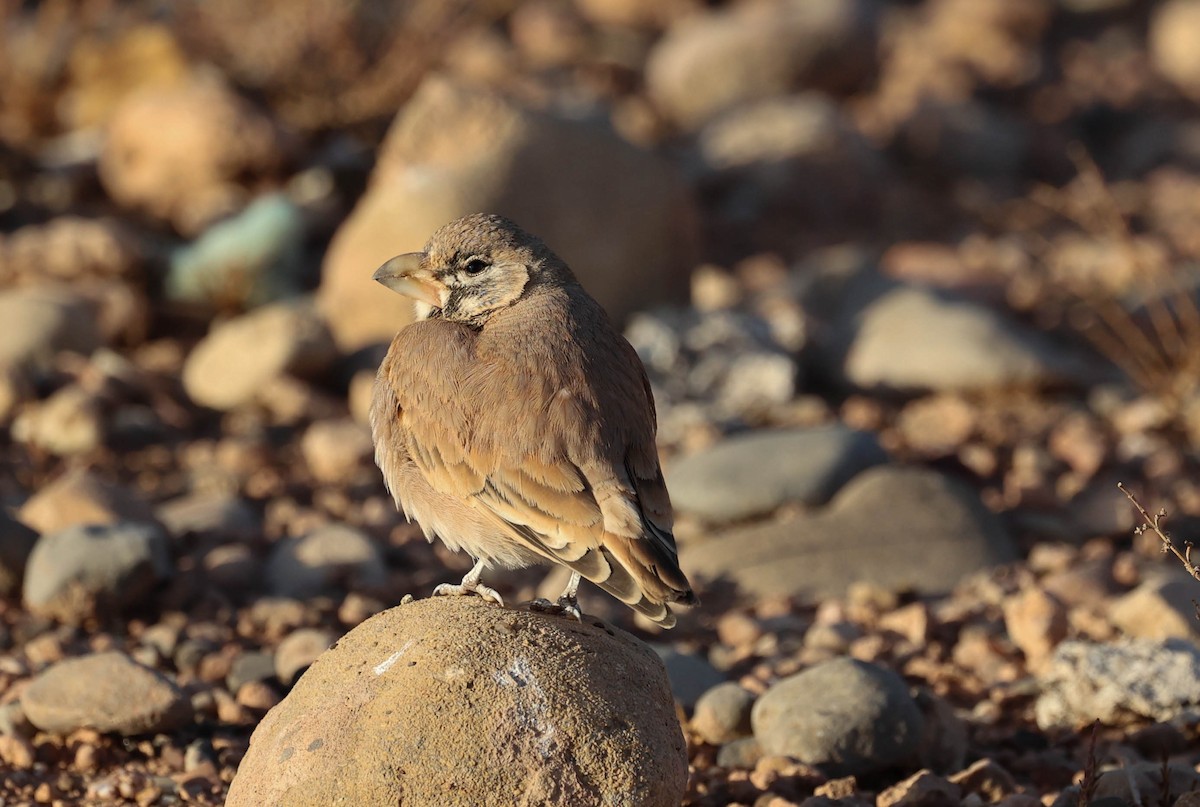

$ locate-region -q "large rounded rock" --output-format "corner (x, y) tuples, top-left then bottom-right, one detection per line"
(751, 657), (922, 777)
(227, 596), (687, 807)
(317, 74), (695, 351)
(1150, 0), (1200, 101)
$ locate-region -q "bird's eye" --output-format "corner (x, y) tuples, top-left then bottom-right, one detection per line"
(464, 258), (490, 276)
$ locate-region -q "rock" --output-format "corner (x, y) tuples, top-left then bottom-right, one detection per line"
(1092, 763), (1200, 805)
(23, 522), (172, 623)
(751, 657), (923, 777)
(317, 75), (695, 351)
(300, 418), (375, 483)
(626, 307), (800, 428)
(0, 216), (143, 285)
(819, 277), (1104, 393)
(1150, 0), (1200, 101)
(99, 73), (285, 234)
(666, 426), (887, 522)
(227, 651), (277, 694)
(0, 287), (102, 372)
(645, 0), (878, 128)
(717, 737), (763, 769)
(899, 100), (1030, 179)
(265, 524), (388, 599)
(21, 651), (189, 735)
(202, 544), (262, 591)
(156, 491), (261, 541)
(1035, 638), (1200, 728)
(949, 759), (1018, 802)
(274, 628), (336, 686)
(1109, 572), (1200, 640)
(182, 298), (337, 411)
(166, 193), (307, 308)
(0, 513), (38, 597)
(683, 465), (1016, 600)
(877, 770), (960, 807)
(1002, 586), (1068, 669)
(652, 646), (725, 708)
(226, 596), (687, 807)
(0, 734), (35, 769)
(692, 682), (756, 745)
(18, 468), (156, 535)
(11, 384), (105, 455)
(913, 689), (967, 773)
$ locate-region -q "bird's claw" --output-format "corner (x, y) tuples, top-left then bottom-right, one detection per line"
(432, 581), (505, 606)
(530, 596), (583, 622)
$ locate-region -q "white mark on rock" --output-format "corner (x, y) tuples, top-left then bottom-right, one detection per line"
(494, 658), (557, 757)
(373, 639), (415, 676)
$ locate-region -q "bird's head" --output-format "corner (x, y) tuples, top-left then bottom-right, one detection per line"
(373, 214), (572, 323)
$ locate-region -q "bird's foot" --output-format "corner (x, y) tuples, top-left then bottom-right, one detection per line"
(432, 580), (505, 606)
(529, 596), (583, 622)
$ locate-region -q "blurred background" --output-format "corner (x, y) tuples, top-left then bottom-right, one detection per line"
(3, 0), (1200, 802)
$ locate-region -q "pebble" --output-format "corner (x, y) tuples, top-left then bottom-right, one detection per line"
(1150, 0), (1200, 101)
(20, 651), (189, 735)
(182, 298), (337, 411)
(156, 491), (261, 541)
(274, 628), (335, 686)
(0, 286), (101, 372)
(684, 466), (1016, 600)
(18, 468), (155, 535)
(692, 682), (756, 745)
(227, 651), (277, 694)
(1002, 587), (1068, 669)
(949, 759), (1018, 802)
(645, 0), (878, 127)
(0, 734), (35, 769)
(1036, 638), (1200, 728)
(202, 544), (261, 592)
(265, 524), (388, 599)
(716, 737), (763, 769)
(1108, 572), (1200, 640)
(652, 646), (726, 708)
(0, 513), (38, 596)
(666, 425), (886, 522)
(300, 418), (375, 483)
(752, 657), (922, 777)
(23, 521), (172, 623)
(11, 383), (105, 455)
(877, 770), (960, 807)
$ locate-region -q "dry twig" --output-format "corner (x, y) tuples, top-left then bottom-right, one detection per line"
(1118, 482), (1200, 581)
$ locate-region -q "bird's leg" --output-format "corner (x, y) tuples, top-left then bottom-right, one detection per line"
(432, 558), (505, 606)
(531, 571), (583, 622)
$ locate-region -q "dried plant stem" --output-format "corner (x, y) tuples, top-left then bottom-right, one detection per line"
(1118, 482), (1200, 581)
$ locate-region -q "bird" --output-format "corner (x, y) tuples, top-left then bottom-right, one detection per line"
(369, 213), (697, 628)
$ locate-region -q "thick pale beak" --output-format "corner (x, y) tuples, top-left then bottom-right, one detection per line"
(372, 253), (447, 308)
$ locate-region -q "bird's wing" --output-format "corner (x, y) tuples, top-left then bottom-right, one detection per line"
(377, 315), (694, 626)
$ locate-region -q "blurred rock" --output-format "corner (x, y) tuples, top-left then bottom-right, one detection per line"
(226, 596), (687, 807)
(877, 770), (960, 807)
(0, 513), (37, 597)
(626, 307), (799, 426)
(203, 544), (262, 592)
(99, 73), (286, 234)
(1091, 763), (1200, 805)
(18, 468), (156, 535)
(21, 651), (189, 736)
(684, 466), (1016, 599)
(318, 75), (695, 351)
(692, 682), (755, 745)
(1035, 638), (1200, 728)
(717, 737), (763, 769)
(166, 194), (307, 308)
(948, 759), (1017, 802)
(697, 93), (883, 232)
(820, 278), (1103, 393)
(265, 524), (387, 599)
(23, 522), (172, 624)
(182, 298), (336, 410)
(348, 368), (377, 425)
(0, 287), (101, 373)
(1109, 572), (1200, 640)
(62, 25), (190, 129)
(11, 384), (105, 456)
(301, 418), (374, 483)
(652, 646), (725, 708)
(1002, 587), (1068, 669)
(274, 627), (336, 686)
(752, 657), (922, 777)
(1150, 0), (1200, 101)
(156, 491), (261, 541)
(0, 217), (142, 285)
(666, 426), (887, 522)
(645, 0), (879, 128)
(227, 651), (277, 693)
(900, 100), (1030, 179)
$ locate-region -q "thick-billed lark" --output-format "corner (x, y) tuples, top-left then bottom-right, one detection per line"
(370, 213), (696, 627)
